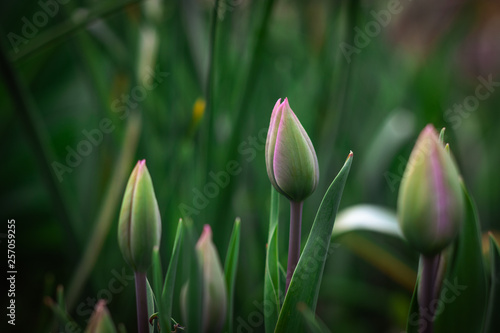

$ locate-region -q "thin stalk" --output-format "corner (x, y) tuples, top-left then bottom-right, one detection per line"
(286, 201), (303, 292)
(66, 113), (141, 310)
(203, 0), (220, 181)
(418, 254), (439, 333)
(134, 271), (149, 333)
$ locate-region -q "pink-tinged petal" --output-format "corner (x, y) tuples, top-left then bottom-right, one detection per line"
(118, 160), (162, 272)
(265, 97), (319, 201)
(397, 124), (463, 256)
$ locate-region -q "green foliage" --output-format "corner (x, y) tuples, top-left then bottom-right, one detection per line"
(224, 218), (241, 333)
(275, 152), (353, 332)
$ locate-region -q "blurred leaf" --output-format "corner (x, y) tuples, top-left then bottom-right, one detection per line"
(299, 303), (332, 333)
(405, 275), (420, 333)
(146, 279), (158, 333)
(162, 219), (185, 332)
(224, 217), (241, 333)
(275, 152), (353, 332)
(264, 188), (281, 332)
(332, 204), (403, 239)
(184, 220), (202, 333)
(485, 234), (500, 333)
(439, 127), (446, 145)
(433, 183), (488, 332)
(151, 247), (166, 331)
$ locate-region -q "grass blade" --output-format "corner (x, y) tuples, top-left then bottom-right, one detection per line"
(224, 217), (241, 333)
(264, 188), (280, 332)
(161, 219), (185, 331)
(484, 234), (500, 333)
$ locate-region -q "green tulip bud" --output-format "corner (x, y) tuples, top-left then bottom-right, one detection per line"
(85, 300), (117, 333)
(118, 160), (161, 272)
(265, 98), (319, 202)
(398, 125), (464, 256)
(196, 225), (227, 333)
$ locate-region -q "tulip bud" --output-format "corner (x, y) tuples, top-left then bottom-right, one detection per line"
(398, 125), (464, 256)
(118, 160), (161, 272)
(197, 225), (227, 333)
(85, 300), (117, 333)
(265, 98), (319, 202)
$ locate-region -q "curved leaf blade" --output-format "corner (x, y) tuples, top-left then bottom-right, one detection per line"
(264, 188), (281, 332)
(224, 217), (241, 333)
(275, 152), (353, 332)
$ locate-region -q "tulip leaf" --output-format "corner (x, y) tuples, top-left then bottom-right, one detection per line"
(432, 182), (487, 332)
(331, 204), (402, 240)
(405, 275), (420, 333)
(275, 152), (353, 332)
(151, 247), (167, 332)
(146, 279), (158, 333)
(161, 219), (184, 332)
(299, 303), (332, 333)
(224, 217), (241, 333)
(264, 187), (281, 332)
(439, 127), (445, 145)
(485, 234), (500, 333)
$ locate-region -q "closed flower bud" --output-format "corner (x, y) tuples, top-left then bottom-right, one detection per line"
(197, 225), (227, 333)
(398, 125), (464, 256)
(118, 160), (161, 272)
(85, 300), (117, 333)
(265, 98), (319, 202)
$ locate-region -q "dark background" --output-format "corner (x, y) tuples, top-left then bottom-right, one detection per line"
(1, 0), (499, 332)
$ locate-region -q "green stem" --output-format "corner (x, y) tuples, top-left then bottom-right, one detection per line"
(135, 271), (149, 333)
(418, 254), (439, 333)
(66, 113), (141, 310)
(203, 0), (220, 181)
(286, 201), (303, 293)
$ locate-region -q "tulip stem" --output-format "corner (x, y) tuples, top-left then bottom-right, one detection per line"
(135, 271), (149, 333)
(418, 254), (440, 333)
(286, 201), (303, 293)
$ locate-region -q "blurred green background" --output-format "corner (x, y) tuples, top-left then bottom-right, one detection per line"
(1, 0), (499, 332)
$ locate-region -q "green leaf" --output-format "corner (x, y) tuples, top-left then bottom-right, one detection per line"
(151, 247), (167, 332)
(162, 219), (185, 332)
(184, 219), (202, 333)
(405, 275), (420, 333)
(275, 152), (353, 332)
(485, 234), (500, 333)
(224, 217), (241, 333)
(146, 279), (157, 333)
(299, 303), (332, 333)
(439, 127), (445, 145)
(264, 187), (281, 332)
(332, 204), (402, 240)
(432, 183), (487, 332)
